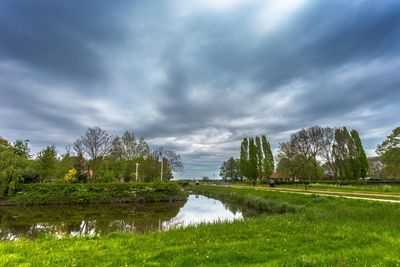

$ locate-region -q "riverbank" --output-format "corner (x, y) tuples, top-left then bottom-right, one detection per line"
(1, 182), (187, 206)
(1, 185), (400, 266)
(189, 184), (301, 213)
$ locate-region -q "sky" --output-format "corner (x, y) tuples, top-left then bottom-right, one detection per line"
(0, 0), (399, 179)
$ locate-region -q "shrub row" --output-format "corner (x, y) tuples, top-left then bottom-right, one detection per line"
(2, 182), (187, 206)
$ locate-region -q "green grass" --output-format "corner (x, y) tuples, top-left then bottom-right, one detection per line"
(2, 182), (186, 205)
(1, 185), (400, 266)
(278, 183), (400, 195)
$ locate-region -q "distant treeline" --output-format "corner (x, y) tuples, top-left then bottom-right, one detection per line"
(0, 127), (183, 199)
(220, 125), (400, 182)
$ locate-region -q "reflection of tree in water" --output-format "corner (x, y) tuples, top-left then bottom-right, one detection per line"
(221, 201), (260, 217)
(0, 200), (186, 240)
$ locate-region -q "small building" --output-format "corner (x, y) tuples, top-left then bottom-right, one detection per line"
(270, 172), (291, 182)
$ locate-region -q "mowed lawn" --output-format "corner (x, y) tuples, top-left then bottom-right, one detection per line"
(1, 186), (400, 266)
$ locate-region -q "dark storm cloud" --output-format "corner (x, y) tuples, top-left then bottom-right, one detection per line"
(0, 0), (133, 87)
(1, 0), (399, 178)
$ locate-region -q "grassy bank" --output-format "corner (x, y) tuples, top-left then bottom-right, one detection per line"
(1, 185), (400, 266)
(1, 182), (187, 206)
(189, 185), (300, 213)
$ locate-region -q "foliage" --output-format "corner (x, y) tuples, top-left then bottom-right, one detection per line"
(12, 139), (30, 158)
(239, 138), (249, 179)
(0, 137), (30, 199)
(277, 126), (368, 182)
(220, 157), (242, 182)
(201, 176), (210, 182)
(74, 127), (113, 178)
(376, 127), (400, 178)
(35, 145), (58, 181)
(239, 135), (274, 181)
(351, 130), (369, 179)
(3, 182), (187, 205)
(368, 156), (384, 178)
(64, 168), (78, 183)
(261, 135), (274, 178)
(248, 138), (258, 180)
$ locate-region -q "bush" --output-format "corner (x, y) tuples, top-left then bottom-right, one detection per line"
(3, 182), (187, 205)
(21, 171), (40, 183)
(64, 168), (78, 183)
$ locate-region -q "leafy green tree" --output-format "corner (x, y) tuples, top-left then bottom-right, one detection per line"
(248, 138), (258, 181)
(220, 157), (242, 182)
(35, 146), (58, 181)
(239, 138), (249, 179)
(0, 137), (29, 198)
(57, 147), (75, 180)
(12, 140), (30, 159)
(333, 127), (353, 180)
(261, 135), (274, 178)
(376, 127), (400, 178)
(351, 130), (369, 179)
(255, 137), (263, 177)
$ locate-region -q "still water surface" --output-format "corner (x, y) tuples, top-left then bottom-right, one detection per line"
(0, 195), (256, 240)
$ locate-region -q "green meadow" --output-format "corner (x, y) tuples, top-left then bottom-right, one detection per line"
(1, 185), (400, 266)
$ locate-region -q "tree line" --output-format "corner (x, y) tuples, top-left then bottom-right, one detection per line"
(220, 125), (400, 182)
(220, 135), (274, 182)
(277, 126), (368, 182)
(0, 127), (182, 198)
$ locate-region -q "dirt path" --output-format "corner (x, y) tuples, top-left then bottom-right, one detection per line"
(227, 185), (400, 203)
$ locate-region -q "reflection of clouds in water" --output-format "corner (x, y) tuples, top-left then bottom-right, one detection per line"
(1, 195), (245, 239)
(164, 195), (243, 229)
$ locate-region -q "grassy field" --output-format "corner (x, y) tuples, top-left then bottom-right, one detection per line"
(279, 183), (400, 194)
(1, 185), (400, 266)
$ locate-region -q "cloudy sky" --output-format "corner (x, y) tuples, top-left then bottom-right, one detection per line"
(1, 0), (399, 178)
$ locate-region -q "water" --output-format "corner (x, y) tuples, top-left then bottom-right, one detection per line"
(0, 195), (257, 240)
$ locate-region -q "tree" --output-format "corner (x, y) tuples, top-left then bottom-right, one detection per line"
(255, 136), (263, 178)
(239, 138), (249, 179)
(248, 138), (258, 181)
(0, 137), (29, 198)
(376, 127), (400, 178)
(75, 127), (112, 178)
(163, 150), (184, 173)
(351, 130), (369, 180)
(368, 157), (384, 178)
(121, 131), (150, 160)
(261, 135), (274, 178)
(319, 127), (337, 179)
(35, 145), (58, 181)
(308, 126), (324, 181)
(220, 157), (241, 182)
(333, 127), (351, 180)
(12, 140), (30, 159)
(57, 146), (75, 180)
(291, 129), (313, 182)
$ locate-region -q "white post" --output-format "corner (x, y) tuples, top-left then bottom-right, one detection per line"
(136, 163), (139, 181)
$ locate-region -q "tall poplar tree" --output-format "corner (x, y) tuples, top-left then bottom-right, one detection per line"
(239, 138), (249, 179)
(261, 135), (274, 178)
(255, 136), (263, 177)
(351, 130), (369, 180)
(248, 138), (258, 180)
